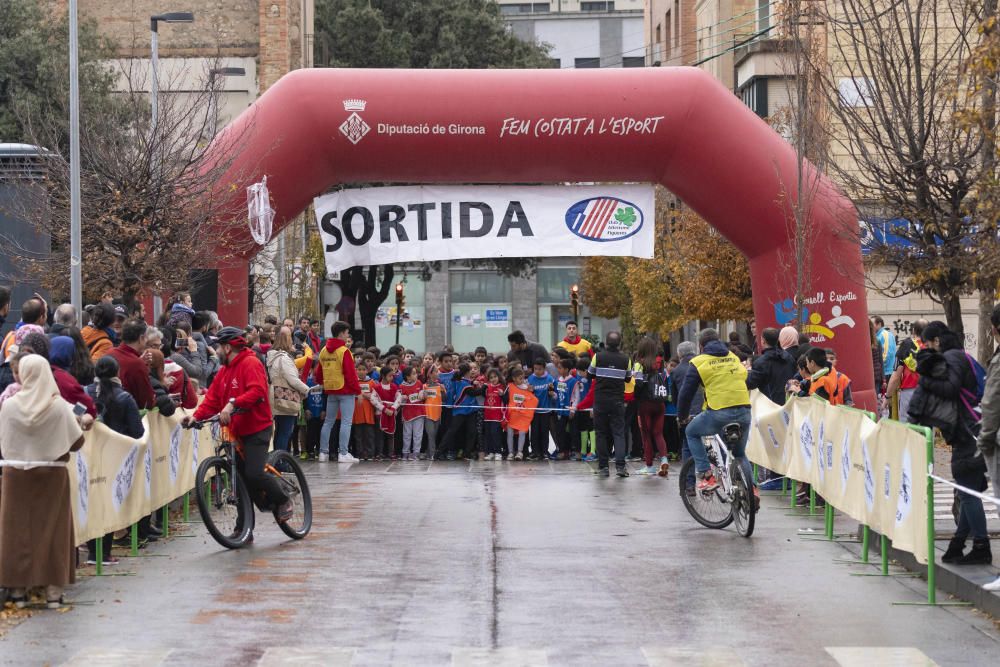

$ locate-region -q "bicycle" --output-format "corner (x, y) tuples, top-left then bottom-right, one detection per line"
(678, 422), (756, 537)
(184, 414), (312, 549)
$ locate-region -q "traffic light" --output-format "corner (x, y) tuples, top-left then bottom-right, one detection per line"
(570, 284), (579, 309)
(395, 281), (405, 309)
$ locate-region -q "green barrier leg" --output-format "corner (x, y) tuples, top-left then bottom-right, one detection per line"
(790, 479), (797, 508)
(809, 486), (816, 515)
(782, 476), (789, 496)
(825, 504), (834, 540)
(753, 463), (758, 485)
(183, 492), (190, 522)
(131, 523), (139, 556)
(881, 534), (889, 575)
(162, 505), (169, 538)
(95, 536), (103, 576)
(862, 525), (870, 563)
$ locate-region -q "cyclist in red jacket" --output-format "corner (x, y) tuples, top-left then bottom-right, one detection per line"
(182, 327), (292, 522)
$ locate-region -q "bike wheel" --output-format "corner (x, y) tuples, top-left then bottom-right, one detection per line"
(268, 450), (313, 540)
(678, 457), (733, 529)
(730, 461), (756, 538)
(195, 456), (253, 549)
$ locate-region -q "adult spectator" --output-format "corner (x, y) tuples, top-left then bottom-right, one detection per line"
(556, 320), (593, 357)
(65, 328), (96, 388)
(166, 291), (195, 329)
(872, 316), (897, 384)
(677, 328), (752, 493)
(85, 356), (144, 566)
(48, 303), (77, 337)
(727, 331), (753, 361)
(164, 326), (205, 387)
(0, 285), (10, 330)
(886, 319), (927, 422)
(793, 332), (813, 365)
(144, 326), (164, 353)
(105, 319), (156, 409)
(1, 297), (47, 361)
(507, 330), (549, 370)
(48, 336), (97, 418)
(314, 321), (362, 463)
(298, 317), (321, 355)
(0, 325), (45, 392)
(910, 321), (990, 565)
(144, 349), (178, 417)
(869, 320), (886, 397)
(976, 305), (1000, 554)
(81, 304), (116, 361)
(746, 327), (797, 405)
(267, 327), (310, 453)
(671, 341), (704, 494)
(110, 304), (128, 339)
(778, 326), (799, 353)
(588, 331), (631, 478)
(191, 312), (220, 384)
(0, 355), (87, 609)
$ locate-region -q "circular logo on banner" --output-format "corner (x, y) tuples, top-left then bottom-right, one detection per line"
(767, 425), (780, 449)
(191, 430), (200, 477)
(565, 197), (644, 242)
(112, 445), (139, 512)
(144, 444), (152, 498)
(76, 452), (89, 527)
(840, 431), (851, 494)
(169, 425), (182, 484)
(799, 420), (814, 466)
(896, 448), (913, 526)
(862, 440), (875, 512)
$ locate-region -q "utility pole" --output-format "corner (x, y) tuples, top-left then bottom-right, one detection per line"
(395, 281), (405, 345)
(68, 0), (82, 317)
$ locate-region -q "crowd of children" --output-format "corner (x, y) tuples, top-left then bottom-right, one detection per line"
(287, 341), (629, 463)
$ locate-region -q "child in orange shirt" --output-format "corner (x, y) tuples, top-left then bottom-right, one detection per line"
(503, 367), (538, 461)
(399, 366), (426, 461)
(352, 364), (376, 460)
(422, 366), (445, 460)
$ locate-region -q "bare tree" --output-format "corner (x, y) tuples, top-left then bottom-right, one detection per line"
(7, 58), (257, 306)
(807, 0), (990, 337)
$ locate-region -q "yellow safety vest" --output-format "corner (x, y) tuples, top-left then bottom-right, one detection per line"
(690, 351), (750, 410)
(557, 337), (592, 357)
(319, 345), (349, 392)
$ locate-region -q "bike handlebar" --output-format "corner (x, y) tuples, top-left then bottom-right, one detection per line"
(182, 407), (246, 430)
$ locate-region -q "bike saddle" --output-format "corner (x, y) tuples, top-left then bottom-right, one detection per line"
(722, 423), (743, 446)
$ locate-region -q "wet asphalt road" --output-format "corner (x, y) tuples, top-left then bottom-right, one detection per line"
(2, 459), (999, 666)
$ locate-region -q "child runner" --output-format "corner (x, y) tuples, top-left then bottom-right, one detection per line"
(482, 369), (505, 461)
(352, 364), (376, 460)
(527, 358), (556, 460)
(399, 366), (426, 460)
(303, 380), (325, 460)
(504, 367), (537, 460)
(368, 365), (401, 461)
(552, 358), (579, 460)
(439, 363), (485, 461)
(571, 356), (597, 461)
(422, 365), (445, 460)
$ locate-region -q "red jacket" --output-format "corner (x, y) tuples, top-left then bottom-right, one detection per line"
(105, 344), (156, 410)
(193, 347), (273, 437)
(52, 366), (97, 417)
(484, 383), (504, 422)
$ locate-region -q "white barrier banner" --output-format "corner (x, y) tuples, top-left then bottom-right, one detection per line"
(748, 391), (929, 564)
(314, 184), (655, 273)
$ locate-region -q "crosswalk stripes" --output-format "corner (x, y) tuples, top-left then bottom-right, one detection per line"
(642, 646), (745, 666)
(825, 646), (938, 666)
(56, 645), (942, 666)
(451, 648), (549, 666)
(59, 648), (171, 667)
(932, 482), (999, 521)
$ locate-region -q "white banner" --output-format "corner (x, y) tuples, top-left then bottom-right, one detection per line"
(314, 184), (655, 272)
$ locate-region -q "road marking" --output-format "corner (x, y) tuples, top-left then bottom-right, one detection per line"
(825, 646), (938, 666)
(642, 646), (745, 666)
(451, 648), (549, 666)
(60, 648), (170, 667)
(257, 647), (357, 666)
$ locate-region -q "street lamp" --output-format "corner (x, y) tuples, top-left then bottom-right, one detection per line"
(149, 11), (194, 320)
(570, 283), (579, 323)
(206, 67), (245, 138)
(394, 282), (405, 345)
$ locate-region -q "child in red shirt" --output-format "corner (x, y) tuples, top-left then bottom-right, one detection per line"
(399, 366), (426, 461)
(483, 369), (505, 460)
(368, 365), (401, 461)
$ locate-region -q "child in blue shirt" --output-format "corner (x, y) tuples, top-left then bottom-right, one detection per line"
(552, 358), (579, 460)
(527, 359), (556, 460)
(303, 378), (326, 460)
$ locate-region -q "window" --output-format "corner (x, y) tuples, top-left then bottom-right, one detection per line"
(548, 57), (561, 68)
(537, 268), (581, 304)
(450, 272), (512, 304)
(838, 77), (874, 107)
(500, 3), (550, 14)
(581, 1), (614, 11)
(741, 78), (769, 118)
(623, 56), (645, 68)
(757, 0), (771, 32)
(674, 1), (679, 47)
(575, 57), (601, 68)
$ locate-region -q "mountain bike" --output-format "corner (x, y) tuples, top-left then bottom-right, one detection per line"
(678, 422), (755, 537)
(184, 414), (312, 549)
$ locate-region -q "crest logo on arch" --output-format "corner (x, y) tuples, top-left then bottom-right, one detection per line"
(565, 197), (644, 242)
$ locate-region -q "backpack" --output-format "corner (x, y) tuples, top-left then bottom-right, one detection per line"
(646, 369), (672, 403)
(960, 352), (986, 421)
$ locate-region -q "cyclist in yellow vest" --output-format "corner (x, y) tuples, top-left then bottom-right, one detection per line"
(676, 328), (752, 492)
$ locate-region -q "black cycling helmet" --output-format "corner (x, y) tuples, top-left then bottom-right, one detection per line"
(214, 326), (247, 347)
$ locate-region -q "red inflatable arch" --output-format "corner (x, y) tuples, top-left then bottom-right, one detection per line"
(204, 67), (874, 405)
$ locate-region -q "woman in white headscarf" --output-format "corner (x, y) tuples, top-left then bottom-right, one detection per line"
(0, 354), (85, 609)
